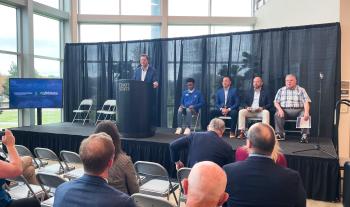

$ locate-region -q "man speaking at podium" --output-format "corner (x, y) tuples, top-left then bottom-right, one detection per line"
(133, 54), (159, 88)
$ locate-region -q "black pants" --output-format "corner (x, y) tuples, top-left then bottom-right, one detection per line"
(7, 198), (40, 207)
(210, 109), (238, 133)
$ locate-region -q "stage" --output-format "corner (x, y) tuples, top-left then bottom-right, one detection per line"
(11, 122), (339, 202)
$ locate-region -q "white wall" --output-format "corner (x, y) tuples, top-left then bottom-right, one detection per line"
(254, 0), (340, 29)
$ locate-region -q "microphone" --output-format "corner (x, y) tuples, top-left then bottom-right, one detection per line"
(319, 72), (324, 80)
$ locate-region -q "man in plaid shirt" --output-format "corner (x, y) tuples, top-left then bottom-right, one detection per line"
(274, 74), (311, 143)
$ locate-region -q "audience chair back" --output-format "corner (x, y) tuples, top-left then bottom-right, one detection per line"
(343, 161), (350, 207)
(134, 161), (179, 205)
(72, 99), (93, 125)
(95, 99), (117, 124)
(60, 150), (81, 170)
(15, 145), (42, 168)
(36, 172), (66, 198)
(177, 167), (191, 206)
(0, 145), (8, 158)
(131, 193), (176, 207)
(34, 148), (67, 174)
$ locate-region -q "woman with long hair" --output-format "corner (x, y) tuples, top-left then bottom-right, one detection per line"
(95, 120), (139, 195)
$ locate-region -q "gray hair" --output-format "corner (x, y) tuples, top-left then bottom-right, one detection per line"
(79, 132), (115, 175)
(208, 118), (225, 132)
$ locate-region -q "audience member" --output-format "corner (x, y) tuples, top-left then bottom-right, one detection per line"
(223, 123), (306, 207)
(0, 130), (40, 207)
(54, 133), (136, 207)
(95, 120), (139, 195)
(183, 161), (228, 207)
(170, 118), (234, 169)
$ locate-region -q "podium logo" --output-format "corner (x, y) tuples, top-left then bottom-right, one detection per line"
(119, 83), (130, 92)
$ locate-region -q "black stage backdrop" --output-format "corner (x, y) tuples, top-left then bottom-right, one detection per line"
(64, 23), (341, 144)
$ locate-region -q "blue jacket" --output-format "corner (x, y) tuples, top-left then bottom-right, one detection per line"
(0, 179), (11, 207)
(180, 89), (204, 112)
(169, 131), (234, 167)
(242, 87), (272, 110)
(215, 87), (240, 111)
(54, 174), (136, 207)
(223, 156), (306, 207)
(132, 65), (158, 84)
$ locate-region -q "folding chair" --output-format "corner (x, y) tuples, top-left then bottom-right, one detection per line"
(63, 168), (85, 180)
(15, 145), (47, 168)
(95, 99), (117, 124)
(131, 193), (176, 207)
(192, 111), (200, 132)
(218, 116), (232, 131)
(134, 161), (179, 205)
(177, 168), (191, 206)
(72, 99), (93, 125)
(7, 175), (46, 202)
(60, 150), (82, 165)
(36, 172), (67, 199)
(34, 148), (73, 175)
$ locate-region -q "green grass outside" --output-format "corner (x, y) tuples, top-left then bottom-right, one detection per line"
(0, 109), (61, 128)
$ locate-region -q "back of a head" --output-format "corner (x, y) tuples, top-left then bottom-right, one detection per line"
(247, 123), (276, 156)
(186, 161), (227, 207)
(207, 118), (225, 135)
(95, 120), (122, 156)
(79, 132), (115, 175)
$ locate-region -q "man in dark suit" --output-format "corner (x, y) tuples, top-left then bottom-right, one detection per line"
(170, 118), (234, 170)
(132, 54), (159, 88)
(53, 133), (136, 207)
(238, 76), (272, 139)
(211, 76), (240, 138)
(223, 123), (306, 207)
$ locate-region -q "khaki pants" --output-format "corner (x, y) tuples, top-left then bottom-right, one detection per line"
(21, 156), (39, 185)
(238, 109), (270, 130)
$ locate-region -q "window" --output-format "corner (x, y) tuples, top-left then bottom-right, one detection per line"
(80, 24), (120, 42)
(34, 14), (62, 124)
(169, 0), (209, 16)
(34, 0), (60, 9)
(211, 0), (252, 17)
(168, 25), (209, 38)
(211, 26), (251, 34)
(34, 14), (60, 58)
(121, 0), (160, 15)
(121, 24), (160, 41)
(0, 5), (17, 52)
(79, 0), (119, 14)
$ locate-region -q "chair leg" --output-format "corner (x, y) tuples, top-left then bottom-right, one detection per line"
(83, 111), (90, 125)
(72, 112), (78, 124)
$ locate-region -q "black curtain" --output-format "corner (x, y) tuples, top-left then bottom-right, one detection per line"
(64, 23), (340, 142)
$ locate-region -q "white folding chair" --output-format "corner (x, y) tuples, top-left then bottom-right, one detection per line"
(95, 99), (117, 124)
(72, 99), (93, 125)
(134, 161), (179, 205)
(131, 193), (176, 207)
(192, 111), (201, 132)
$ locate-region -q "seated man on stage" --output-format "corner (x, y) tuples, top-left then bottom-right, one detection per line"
(274, 74), (311, 143)
(132, 54), (159, 88)
(175, 78), (204, 135)
(237, 76), (272, 139)
(211, 76), (240, 138)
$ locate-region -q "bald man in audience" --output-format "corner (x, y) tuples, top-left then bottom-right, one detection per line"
(183, 161), (229, 207)
(223, 123), (306, 207)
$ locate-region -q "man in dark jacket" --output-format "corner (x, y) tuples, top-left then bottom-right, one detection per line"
(238, 76), (272, 139)
(170, 118), (234, 170)
(223, 123), (306, 207)
(132, 54), (159, 88)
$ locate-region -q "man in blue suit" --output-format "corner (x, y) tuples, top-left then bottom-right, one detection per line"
(211, 76), (240, 138)
(175, 78), (204, 135)
(170, 118), (234, 170)
(223, 123), (306, 207)
(132, 54), (159, 88)
(53, 133), (136, 207)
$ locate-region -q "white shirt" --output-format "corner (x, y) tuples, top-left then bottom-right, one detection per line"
(141, 65), (148, 81)
(251, 88), (261, 109)
(224, 88), (229, 105)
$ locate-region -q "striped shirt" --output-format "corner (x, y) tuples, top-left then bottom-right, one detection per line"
(274, 85), (311, 108)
